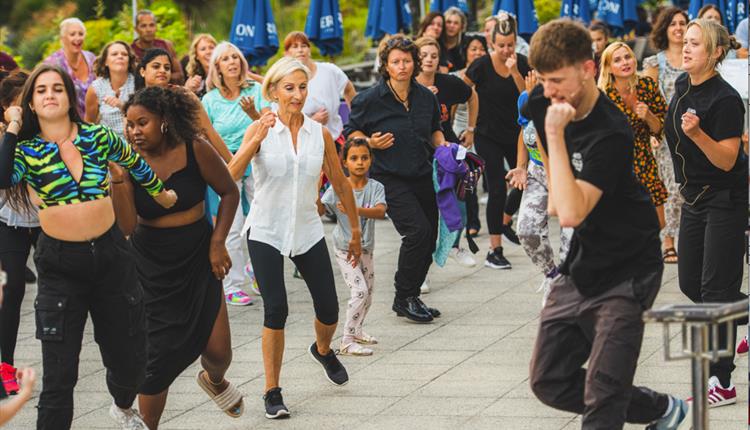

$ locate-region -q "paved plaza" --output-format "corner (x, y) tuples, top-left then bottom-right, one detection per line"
(6, 216), (748, 429)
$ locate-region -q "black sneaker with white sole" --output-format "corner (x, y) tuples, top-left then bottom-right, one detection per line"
(263, 387), (290, 419)
(485, 246), (512, 269)
(308, 342), (349, 385)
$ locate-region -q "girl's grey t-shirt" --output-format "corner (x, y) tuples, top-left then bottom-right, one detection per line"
(321, 179), (386, 251)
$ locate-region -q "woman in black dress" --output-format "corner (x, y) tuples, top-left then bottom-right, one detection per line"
(111, 86), (242, 429)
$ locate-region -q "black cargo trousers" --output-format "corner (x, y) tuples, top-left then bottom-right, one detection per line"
(34, 225), (146, 430)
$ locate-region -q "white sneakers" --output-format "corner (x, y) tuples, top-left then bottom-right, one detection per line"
(109, 401), (148, 430)
(449, 247), (477, 267)
(420, 279), (430, 294)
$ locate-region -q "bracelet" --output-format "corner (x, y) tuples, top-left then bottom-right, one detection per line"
(8, 119), (20, 129)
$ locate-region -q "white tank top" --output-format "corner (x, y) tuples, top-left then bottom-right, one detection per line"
(243, 114), (326, 256)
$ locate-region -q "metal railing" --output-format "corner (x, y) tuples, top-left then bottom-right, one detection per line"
(643, 300), (749, 430)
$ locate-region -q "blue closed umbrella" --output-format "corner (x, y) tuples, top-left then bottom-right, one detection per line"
(365, 0), (412, 40)
(229, 0), (279, 66)
(493, 0), (539, 36)
(305, 0), (344, 56)
(429, 0), (470, 14)
(725, 0), (747, 33)
(596, 0), (638, 29)
(560, 0), (592, 24)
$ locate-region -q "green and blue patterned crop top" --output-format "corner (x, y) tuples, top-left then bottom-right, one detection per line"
(0, 122), (164, 209)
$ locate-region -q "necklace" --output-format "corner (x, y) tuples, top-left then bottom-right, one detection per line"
(387, 80), (409, 110)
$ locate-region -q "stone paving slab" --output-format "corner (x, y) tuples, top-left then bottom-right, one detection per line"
(4, 216), (747, 429)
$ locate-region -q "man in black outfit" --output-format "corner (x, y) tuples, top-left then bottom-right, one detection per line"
(526, 20), (692, 429)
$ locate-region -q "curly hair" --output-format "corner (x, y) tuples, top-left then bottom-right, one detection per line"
(123, 86), (201, 149)
(94, 41), (137, 79)
(650, 7), (688, 51)
(377, 35), (421, 80)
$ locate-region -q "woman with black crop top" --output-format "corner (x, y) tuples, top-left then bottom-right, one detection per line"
(110, 86), (242, 428)
(0, 64), (176, 430)
(665, 19), (747, 405)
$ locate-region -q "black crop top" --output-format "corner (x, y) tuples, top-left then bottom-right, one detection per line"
(134, 140), (206, 220)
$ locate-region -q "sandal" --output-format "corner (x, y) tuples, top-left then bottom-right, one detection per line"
(196, 370), (244, 418)
(354, 333), (378, 345)
(339, 342), (374, 356)
(663, 247), (678, 264)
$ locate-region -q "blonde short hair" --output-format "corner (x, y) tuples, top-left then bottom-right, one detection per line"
(261, 56), (310, 102)
(60, 18), (85, 37)
(597, 42), (638, 91)
(206, 42), (251, 92)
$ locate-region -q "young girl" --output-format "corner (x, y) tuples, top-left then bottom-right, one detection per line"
(319, 138), (387, 356)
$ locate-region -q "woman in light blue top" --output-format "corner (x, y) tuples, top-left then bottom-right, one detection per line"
(85, 41), (137, 139)
(202, 42), (271, 306)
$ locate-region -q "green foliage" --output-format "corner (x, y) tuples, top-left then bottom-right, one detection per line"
(536, 0), (563, 24)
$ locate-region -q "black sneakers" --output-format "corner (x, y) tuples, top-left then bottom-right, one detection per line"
(485, 246), (512, 270)
(263, 387), (290, 419)
(308, 342), (349, 386)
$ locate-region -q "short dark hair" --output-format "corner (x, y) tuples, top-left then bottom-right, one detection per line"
(136, 9), (155, 25)
(588, 22), (610, 38)
(377, 35), (421, 80)
(461, 32), (488, 58)
(529, 19), (592, 73)
(650, 7), (688, 51)
(94, 41), (137, 79)
(343, 136), (372, 160)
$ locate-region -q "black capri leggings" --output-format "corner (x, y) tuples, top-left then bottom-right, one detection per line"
(474, 134), (518, 235)
(247, 238), (339, 330)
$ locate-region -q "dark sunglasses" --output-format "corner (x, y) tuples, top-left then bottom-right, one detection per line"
(386, 37), (414, 48)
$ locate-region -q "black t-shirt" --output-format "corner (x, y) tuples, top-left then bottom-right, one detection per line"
(344, 79), (442, 178)
(664, 73), (747, 203)
(466, 54), (530, 144)
(444, 43), (466, 72)
(431, 73), (472, 144)
(528, 85), (662, 297)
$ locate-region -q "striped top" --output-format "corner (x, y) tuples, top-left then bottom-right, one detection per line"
(10, 123), (164, 209)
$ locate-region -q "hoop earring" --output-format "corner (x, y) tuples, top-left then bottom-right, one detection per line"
(160, 122), (168, 134)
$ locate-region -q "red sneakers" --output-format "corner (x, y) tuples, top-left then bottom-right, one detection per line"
(706, 376), (737, 408)
(736, 336), (748, 356)
(0, 362), (19, 395)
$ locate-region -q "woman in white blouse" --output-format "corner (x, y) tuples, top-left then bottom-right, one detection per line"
(228, 56), (360, 419)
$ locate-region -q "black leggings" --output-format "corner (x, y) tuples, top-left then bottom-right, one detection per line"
(474, 134), (518, 235)
(0, 221), (40, 365)
(247, 238), (338, 330)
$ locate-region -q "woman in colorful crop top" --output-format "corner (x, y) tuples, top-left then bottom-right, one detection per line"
(109, 86), (244, 428)
(0, 64), (176, 430)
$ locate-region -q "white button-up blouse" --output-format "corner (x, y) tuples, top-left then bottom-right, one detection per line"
(242, 114), (325, 256)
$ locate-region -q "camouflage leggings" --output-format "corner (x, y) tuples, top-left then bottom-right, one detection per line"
(654, 141), (682, 239)
(517, 163), (572, 276)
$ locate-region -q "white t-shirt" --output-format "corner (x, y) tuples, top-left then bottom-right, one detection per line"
(303, 62), (349, 139)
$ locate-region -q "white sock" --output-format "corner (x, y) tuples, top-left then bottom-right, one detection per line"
(661, 396), (675, 418)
